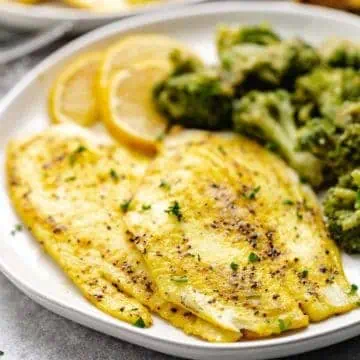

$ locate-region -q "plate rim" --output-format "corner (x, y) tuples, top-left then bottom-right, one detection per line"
(0, 0), (206, 21)
(1, 0), (360, 352)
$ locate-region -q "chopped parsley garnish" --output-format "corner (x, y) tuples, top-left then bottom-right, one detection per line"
(142, 204), (152, 211)
(65, 176), (76, 182)
(283, 199), (294, 205)
(171, 275), (188, 283)
(296, 210), (303, 220)
(278, 319), (288, 332)
(197, 254), (201, 262)
(11, 223), (23, 236)
(218, 145), (227, 155)
(230, 262), (239, 271)
(350, 284), (358, 295)
(134, 317), (146, 328)
(69, 145), (87, 165)
(109, 169), (119, 182)
(159, 180), (171, 190)
(156, 132), (165, 142)
(165, 201), (182, 221)
(244, 186), (261, 200)
(120, 199), (131, 213)
(265, 142), (278, 152)
(248, 252), (260, 263)
(301, 270), (308, 279)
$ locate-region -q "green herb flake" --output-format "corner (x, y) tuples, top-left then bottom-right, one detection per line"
(120, 199), (131, 213)
(142, 204), (152, 211)
(265, 142), (278, 152)
(11, 223), (23, 236)
(283, 199), (294, 205)
(248, 252), (260, 263)
(156, 132), (165, 142)
(350, 284), (358, 295)
(134, 317), (146, 328)
(230, 262), (239, 271)
(278, 319), (288, 332)
(69, 145), (87, 165)
(244, 186), (261, 200)
(296, 210), (303, 220)
(165, 201), (182, 221)
(159, 180), (171, 190)
(171, 275), (188, 283)
(65, 176), (76, 182)
(110, 169), (119, 182)
(301, 270), (309, 279)
(218, 145), (227, 155)
(0, 350), (4, 357)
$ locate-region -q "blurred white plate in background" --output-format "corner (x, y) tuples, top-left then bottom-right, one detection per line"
(0, 0), (206, 32)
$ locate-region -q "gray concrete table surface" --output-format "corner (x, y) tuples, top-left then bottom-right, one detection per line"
(0, 32), (360, 360)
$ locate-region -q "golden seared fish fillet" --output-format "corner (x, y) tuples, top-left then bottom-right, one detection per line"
(125, 130), (359, 337)
(6, 124), (239, 342)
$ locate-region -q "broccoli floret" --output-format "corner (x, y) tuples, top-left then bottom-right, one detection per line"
(323, 169), (360, 253)
(334, 102), (360, 128)
(153, 68), (233, 130)
(294, 67), (360, 123)
(221, 39), (320, 91)
(233, 90), (323, 186)
(320, 38), (360, 70)
(297, 117), (337, 160)
(216, 23), (281, 56)
(168, 48), (204, 76)
(329, 124), (360, 177)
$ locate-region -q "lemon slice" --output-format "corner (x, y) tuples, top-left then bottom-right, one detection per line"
(98, 35), (196, 101)
(49, 52), (101, 127)
(63, 0), (128, 12)
(103, 60), (171, 153)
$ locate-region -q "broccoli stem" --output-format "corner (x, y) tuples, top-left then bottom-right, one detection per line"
(233, 90), (323, 186)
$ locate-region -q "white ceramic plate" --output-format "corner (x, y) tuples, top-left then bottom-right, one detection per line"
(0, 2), (360, 359)
(0, 0), (205, 32)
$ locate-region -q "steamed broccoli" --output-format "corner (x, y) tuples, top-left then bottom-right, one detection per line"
(296, 102), (360, 183)
(329, 124), (360, 177)
(216, 23), (281, 56)
(168, 48), (204, 76)
(334, 102), (360, 128)
(294, 67), (360, 123)
(323, 169), (360, 253)
(221, 39), (320, 91)
(153, 68), (233, 130)
(233, 90), (323, 186)
(295, 69), (360, 180)
(320, 38), (360, 70)
(296, 117), (337, 161)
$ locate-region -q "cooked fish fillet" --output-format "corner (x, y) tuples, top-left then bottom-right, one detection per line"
(125, 130), (359, 336)
(6, 124), (239, 342)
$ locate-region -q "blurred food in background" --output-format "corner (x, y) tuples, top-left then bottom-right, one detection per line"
(10, 0), (162, 12)
(297, 0), (360, 11)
